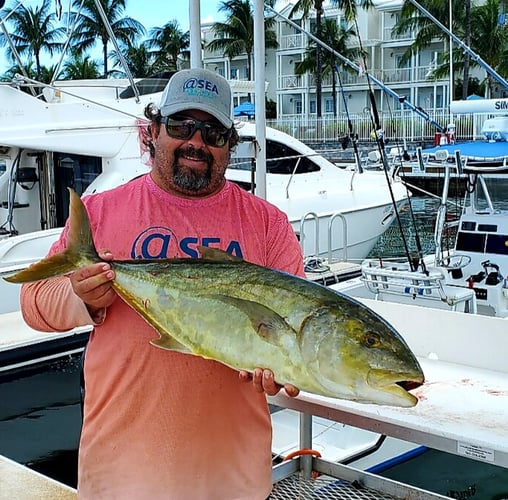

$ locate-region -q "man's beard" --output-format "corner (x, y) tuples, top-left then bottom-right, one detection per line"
(172, 145), (214, 192)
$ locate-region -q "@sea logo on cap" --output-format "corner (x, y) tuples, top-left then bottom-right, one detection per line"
(182, 78), (219, 99)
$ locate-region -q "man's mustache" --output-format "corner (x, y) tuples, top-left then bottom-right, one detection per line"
(175, 145), (213, 164)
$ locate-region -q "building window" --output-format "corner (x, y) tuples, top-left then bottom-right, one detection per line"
(325, 98), (334, 113)
(230, 68), (239, 80)
(309, 100), (316, 114)
(295, 100), (302, 114)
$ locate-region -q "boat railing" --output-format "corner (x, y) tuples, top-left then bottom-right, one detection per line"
(360, 260), (477, 313)
(299, 211), (348, 263)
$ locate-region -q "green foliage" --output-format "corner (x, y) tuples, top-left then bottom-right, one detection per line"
(0, 0), (65, 79)
(207, 0), (277, 81)
(145, 20), (189, 73)
(68, 0), (145, 77)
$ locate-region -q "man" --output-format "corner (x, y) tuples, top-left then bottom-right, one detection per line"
(20, 68), (304, 499)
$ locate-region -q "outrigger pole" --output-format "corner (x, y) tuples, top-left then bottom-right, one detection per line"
(407, 0), (508, 93)
(264, 4), (445, 132)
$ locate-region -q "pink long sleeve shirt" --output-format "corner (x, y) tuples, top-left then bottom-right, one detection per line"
(20, 175), (304, 499)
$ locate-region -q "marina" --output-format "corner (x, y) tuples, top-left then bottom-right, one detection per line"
(1, 0), (508, 498)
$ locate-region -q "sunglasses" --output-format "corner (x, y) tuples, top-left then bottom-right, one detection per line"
(163, 116), (231, 148)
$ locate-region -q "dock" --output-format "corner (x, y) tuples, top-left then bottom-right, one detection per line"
(0, 311), (91, 373)
(0, 455), (77, 499)
(305, 260), (362, 286)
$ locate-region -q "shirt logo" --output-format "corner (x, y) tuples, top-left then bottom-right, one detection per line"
(131, 226), (244, 259)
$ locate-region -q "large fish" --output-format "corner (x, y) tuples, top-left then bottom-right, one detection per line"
(5, 190), (424, 406)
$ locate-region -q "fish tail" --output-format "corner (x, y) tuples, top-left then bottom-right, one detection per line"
(3, 189), (99, 283)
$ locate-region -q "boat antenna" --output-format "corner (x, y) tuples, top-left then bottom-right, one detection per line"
(407, 0), (508, 92)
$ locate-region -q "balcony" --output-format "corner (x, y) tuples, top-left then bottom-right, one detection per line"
(280, 33), (305, 51)
(279, 74), (303, 90)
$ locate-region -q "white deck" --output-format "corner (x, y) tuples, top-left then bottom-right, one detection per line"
(1, 311), (91, 371)
(0, 455), (76, 499)
(271, 298), (508, 469)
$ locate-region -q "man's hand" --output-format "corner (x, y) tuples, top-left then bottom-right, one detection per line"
(239, 369), (299, 397)
(69, 250), (116, 321)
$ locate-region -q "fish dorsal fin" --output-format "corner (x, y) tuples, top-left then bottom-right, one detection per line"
(198, 246), (242, 262)
(214, 295), (294, 347)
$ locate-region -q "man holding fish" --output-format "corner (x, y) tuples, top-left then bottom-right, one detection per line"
(19, 68), (305, 499)
(13, 68), (424, 498)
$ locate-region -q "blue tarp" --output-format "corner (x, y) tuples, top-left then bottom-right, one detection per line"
(233, 101), (255, 117)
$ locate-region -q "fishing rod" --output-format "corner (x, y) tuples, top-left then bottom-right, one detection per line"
(335, 65), (363, 174)
(264, 4), (445, 133)
(347, 12), (418, 271)
(407, 0), (508, 93)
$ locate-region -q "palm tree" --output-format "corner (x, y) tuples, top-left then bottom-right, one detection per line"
(294, 19), (361, 117)
(145, 20), (190, 73)
(395, 0), (508, 99)
(62, 52), (101, 80)
(0, 0), (65, 79)
(468, 0), (508, 97)
(289, 0), (325, 117)
(110, 41), (154, 78)
(290, 0), (373, 117)
(68, 0), (145, 78)
(207, 0), (278, 82)
(332, 0), (374, 22)
(392, 0), (466, 87)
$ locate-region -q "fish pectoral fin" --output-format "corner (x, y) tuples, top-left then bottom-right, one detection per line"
(214, 295), (293, 347)
(197, 245), (242, 262)
(150, 334), (192, 353)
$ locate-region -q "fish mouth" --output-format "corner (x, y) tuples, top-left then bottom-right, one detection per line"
(367, 369), (425, 406)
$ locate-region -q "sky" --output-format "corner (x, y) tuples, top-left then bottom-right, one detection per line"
(0, 0), (226, 74)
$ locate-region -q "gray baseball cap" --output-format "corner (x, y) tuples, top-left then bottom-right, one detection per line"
(159, 68), (233, 128)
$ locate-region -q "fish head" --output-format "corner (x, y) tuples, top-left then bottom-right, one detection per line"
(299, 300), (424, 407)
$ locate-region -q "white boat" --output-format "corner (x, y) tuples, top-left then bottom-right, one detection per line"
(397, 99), (508, 197)
(337, 163), (508, 318)
(0, 77), (406, 269)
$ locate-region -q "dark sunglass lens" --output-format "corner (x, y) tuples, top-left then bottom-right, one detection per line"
(204, 125), (228, 147)
(166, 119), (194, 139)
(165, 117), (229, 147)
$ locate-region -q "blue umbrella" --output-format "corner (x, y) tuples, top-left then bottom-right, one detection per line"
(233, 101), (255, 117)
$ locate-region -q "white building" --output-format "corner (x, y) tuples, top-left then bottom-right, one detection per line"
(201, 0), (484, 122)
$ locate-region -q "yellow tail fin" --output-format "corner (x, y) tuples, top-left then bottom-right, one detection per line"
(3, 189), (99, 283)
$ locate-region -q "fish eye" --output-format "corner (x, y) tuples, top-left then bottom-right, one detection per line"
(363, 332), (380, 348)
